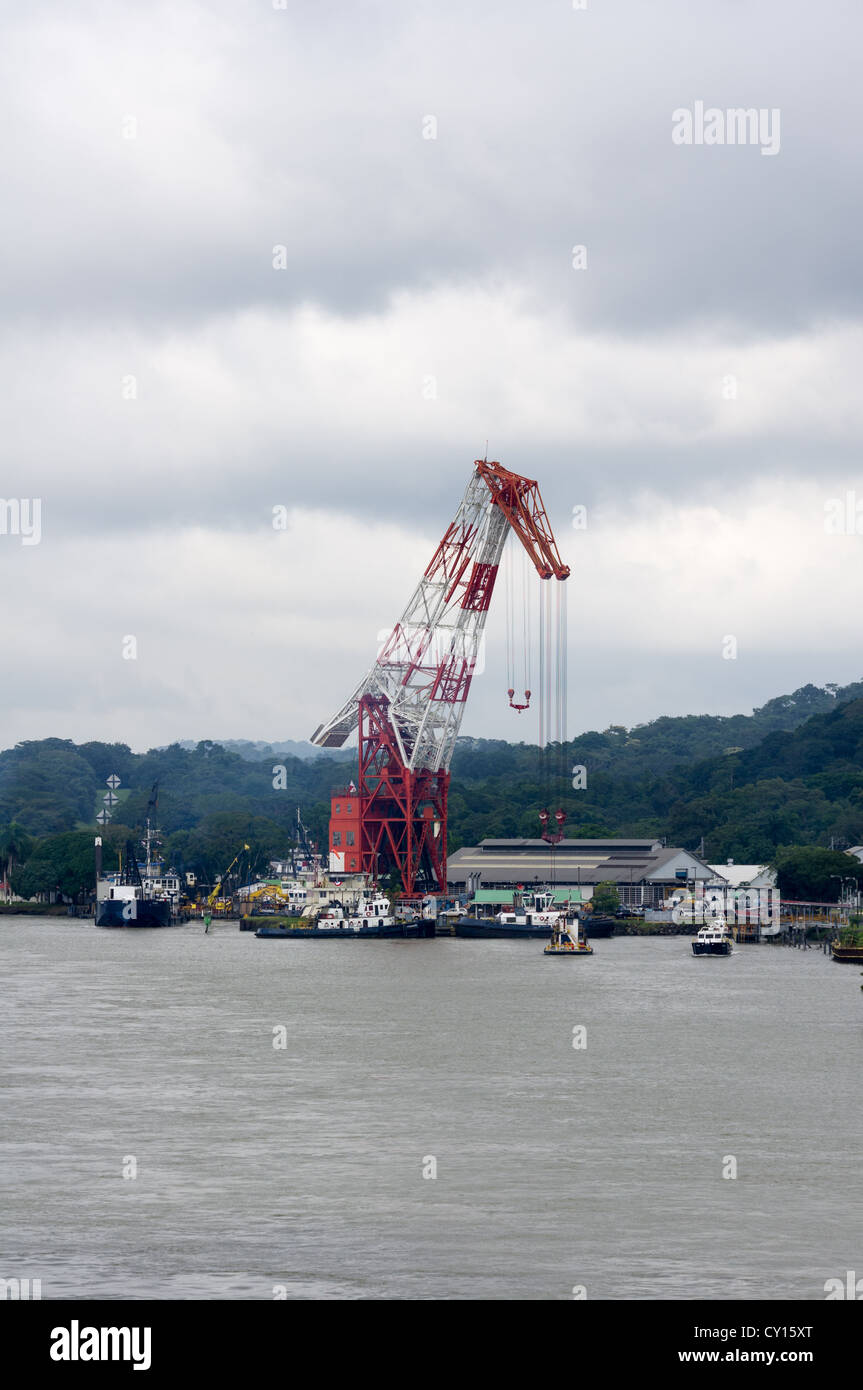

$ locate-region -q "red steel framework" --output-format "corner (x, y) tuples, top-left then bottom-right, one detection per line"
(311, 459), (570, 896)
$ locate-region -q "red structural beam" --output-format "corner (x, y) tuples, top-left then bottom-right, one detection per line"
(475, 460), (570, 581)
(358, 695), (448, 895)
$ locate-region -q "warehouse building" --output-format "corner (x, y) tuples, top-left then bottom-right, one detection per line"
(446, 838), (716, 907)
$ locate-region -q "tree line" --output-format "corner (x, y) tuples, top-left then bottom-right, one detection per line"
(3, 681), (863, 903)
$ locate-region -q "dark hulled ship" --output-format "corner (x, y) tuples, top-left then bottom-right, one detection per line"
(95, 822), (179, 929)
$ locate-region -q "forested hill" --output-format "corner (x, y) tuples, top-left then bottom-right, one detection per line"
(451, 679), (863, 782)
(658, 695), (863, 857)
(449, 693), (863, 861)
(0, 739), (342, 841)
(2, 680), (863, 874)
(170, 738), (350, 762)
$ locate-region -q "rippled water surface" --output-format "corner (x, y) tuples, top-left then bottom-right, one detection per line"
(2, 918), (860, 1299)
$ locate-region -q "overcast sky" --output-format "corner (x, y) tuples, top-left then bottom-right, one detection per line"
(1, 0), (861, 752)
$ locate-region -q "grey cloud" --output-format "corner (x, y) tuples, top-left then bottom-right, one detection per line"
(0, 1), (860, 333)
(1, 0), (862, 747)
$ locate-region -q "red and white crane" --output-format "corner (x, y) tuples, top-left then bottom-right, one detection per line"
(310, 459), (570, 897)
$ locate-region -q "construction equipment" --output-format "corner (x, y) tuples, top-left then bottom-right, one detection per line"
(207, 845), (250, 909)
(310, 458), (570, 896)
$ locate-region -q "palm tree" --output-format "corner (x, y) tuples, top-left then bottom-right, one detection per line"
(0, 821), (33, 900)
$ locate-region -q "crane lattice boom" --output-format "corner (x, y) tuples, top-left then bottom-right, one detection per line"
(311, 459), (569, 895)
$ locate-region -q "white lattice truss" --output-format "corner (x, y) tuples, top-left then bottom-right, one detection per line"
(311, 468), (513, 775)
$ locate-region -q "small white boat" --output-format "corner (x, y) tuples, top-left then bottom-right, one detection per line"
(692, 916), (734, 956)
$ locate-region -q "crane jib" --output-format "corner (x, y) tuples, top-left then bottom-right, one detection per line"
(310, 457), (570, 896)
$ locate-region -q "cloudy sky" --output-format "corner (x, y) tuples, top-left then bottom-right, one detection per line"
(1, 0), (861, 752)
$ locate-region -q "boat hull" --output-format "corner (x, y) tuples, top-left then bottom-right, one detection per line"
(582, 916), (616, 938)
(254, 919), (434, 939)
(455, 918), (554, 939)
(96, 899), (172, 929)
(831, 943), (863, 963)
(691, 940), (732, 956)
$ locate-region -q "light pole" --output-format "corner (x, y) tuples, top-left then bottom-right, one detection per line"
(829, 875), (842, 925)
(843, 876), (857, 915)
(829, 874), (854, 923)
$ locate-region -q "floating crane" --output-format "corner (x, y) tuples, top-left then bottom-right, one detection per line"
(310, 459), (570, 897)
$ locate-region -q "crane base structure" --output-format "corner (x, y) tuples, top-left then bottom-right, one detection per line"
(311, 459), (570, 898)
(358, 695), (448, 897)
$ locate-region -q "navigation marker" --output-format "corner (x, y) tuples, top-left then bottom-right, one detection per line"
(96, 811), (111, 824)
(106, 774), (121, 789)
(103, 791), (119, 806)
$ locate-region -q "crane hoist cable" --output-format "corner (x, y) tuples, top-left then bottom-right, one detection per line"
(537, 560), (568, 848)
(506, 538), (532, 712)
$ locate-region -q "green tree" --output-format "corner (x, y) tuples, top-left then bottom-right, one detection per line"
(591, 880), (620, 915)
(11, 860), (58, 900)
(0, 820), (34, 893)
(772, 846), (863, 902)
(10, 831), (99, 903)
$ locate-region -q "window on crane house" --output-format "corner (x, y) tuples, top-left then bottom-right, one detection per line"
(332, 831), (342, 846)
(346, 831), (355, 846)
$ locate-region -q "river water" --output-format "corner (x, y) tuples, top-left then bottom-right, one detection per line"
(2, 917), (860, 1300)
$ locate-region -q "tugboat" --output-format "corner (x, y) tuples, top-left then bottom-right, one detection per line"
(254, 892), (433, 939)
(456, 889), (563, 939)
(95, 822), (180, 929)
(544, 920), (594, 957)
(691, 916), (734, 956)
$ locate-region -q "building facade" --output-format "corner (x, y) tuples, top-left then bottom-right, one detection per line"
(446, 838), (717, 906)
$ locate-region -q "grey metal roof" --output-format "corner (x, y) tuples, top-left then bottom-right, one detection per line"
(476, 838), (661, 851)
(447, 838), (709, 886)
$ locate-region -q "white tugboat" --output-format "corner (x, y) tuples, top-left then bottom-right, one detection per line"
(316, 893), (395, 932)
(254, 890), (433, 938)
(457, 889), (565, 939)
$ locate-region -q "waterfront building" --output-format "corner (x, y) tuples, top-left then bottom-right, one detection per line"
(446, 838), (716, 907)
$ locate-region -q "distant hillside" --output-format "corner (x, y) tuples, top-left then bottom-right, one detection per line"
(453, 679), (863, 782)
(663, 694), (863, 859)
(448, 691), (863, 862)
(0, 739), (341, 845)
(3, 681), (863, 871)
(169, 738), (353, 762)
